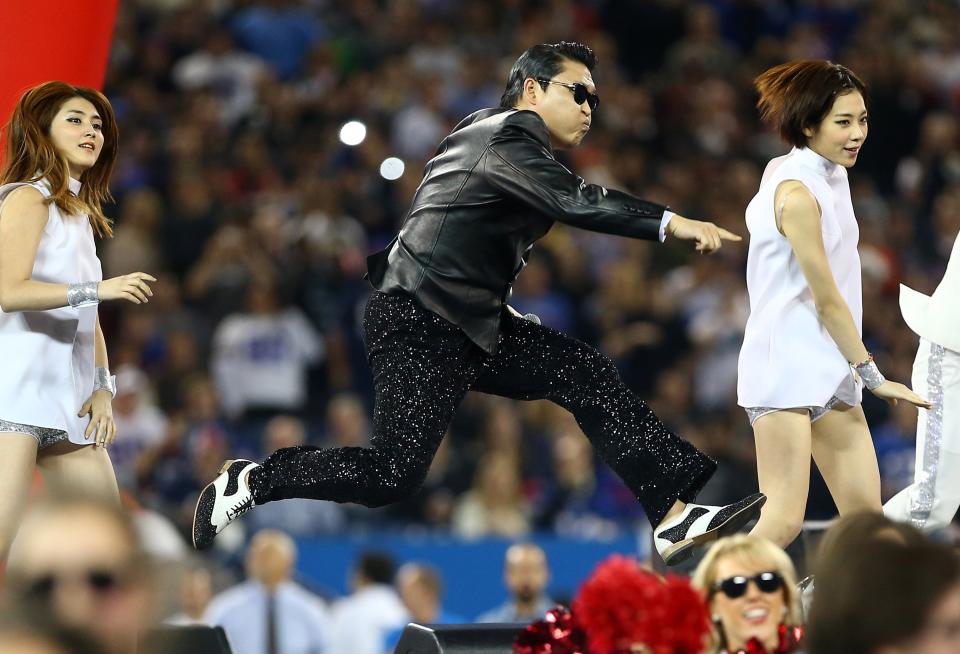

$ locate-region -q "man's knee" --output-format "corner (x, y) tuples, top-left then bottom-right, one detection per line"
(358, 465), (427, 508)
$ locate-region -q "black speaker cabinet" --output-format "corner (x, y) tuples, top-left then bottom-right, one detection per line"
(139, 625), (233, 654)
(393, 623), (523, 654)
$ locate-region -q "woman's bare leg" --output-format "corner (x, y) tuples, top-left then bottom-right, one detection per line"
(0, 434), (39, 561)
(37, 442), (120, 504)
(811, 403), (882, 514)
(750, 409), (812, 547)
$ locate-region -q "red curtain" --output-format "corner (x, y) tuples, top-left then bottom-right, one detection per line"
(0, 0), (119, 149)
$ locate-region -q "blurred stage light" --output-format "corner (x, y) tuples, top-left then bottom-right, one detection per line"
(339, 120), (367, 146)
(380, 157), (405, 180)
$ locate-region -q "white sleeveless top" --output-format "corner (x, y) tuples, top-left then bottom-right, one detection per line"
(0, 178), (102, 443)
(737, 147), (863, 408)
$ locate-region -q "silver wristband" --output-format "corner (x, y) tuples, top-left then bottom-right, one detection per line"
(67, 281), (99, 308)
(93, 367), (117, 397)
(855, 360), (886, 391)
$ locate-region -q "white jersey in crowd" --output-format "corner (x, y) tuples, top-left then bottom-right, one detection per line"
(211, 308), (323, 417)
(737, 147), (863, 409)
(0, 178), (102, 442)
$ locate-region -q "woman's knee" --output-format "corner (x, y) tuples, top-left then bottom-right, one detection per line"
(758, 508), (805, 545)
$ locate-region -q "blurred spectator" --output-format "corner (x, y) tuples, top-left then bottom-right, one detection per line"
(163, 176), (222, 282)
(476, 543), (553, 623)
(172, 26), (269, 127)
(109, 365), (168, 491)
(533, 430), (641, 537)
(205, 530), (332, 654)
(211, 277), (323, 419)
(229, 0), (324, 80)
(452, 451), (530, 540)
(808, 538), (960, 654)
(164, 561), (214, 626)
(6, 497), (157, 654)
(382, 562), (463, 653)
(329, 551), (407, 654)
(0, 610), (101, 654)
(246, 415), (346, 535)
(102, 189), (165, 278)
(323, 393), (370, 447)
(140, 374), (233, 519)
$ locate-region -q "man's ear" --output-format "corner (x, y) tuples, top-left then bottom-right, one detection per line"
(523, 77), (540, 105)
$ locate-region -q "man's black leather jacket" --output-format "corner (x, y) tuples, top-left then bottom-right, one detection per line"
(367, 107), (667, 354)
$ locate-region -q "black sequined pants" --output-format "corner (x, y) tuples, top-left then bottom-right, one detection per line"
(248, 291), (715, 526)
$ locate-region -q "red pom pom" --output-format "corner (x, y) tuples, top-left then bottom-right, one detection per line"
(513, 606), (589, 654)
(571, 555), (711, 654)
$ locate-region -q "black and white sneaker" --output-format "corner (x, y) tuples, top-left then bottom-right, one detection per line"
(192, 459), (260, 550)
(653, 492), (766, 565)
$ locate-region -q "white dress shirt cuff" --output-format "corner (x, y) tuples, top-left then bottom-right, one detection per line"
(659, 211), (674, 243)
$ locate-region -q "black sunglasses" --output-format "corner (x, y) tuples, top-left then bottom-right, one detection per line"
(21, 569), (128, 600)
(713, 571), (784, 599)
(536, 79), (600, 111)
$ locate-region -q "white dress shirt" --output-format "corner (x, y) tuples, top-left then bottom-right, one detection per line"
(328, 584), (408, 654)
(204, 580), (331, 654)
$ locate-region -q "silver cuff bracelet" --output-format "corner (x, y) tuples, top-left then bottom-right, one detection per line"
(93, 367), (117, 397)
(855, 360), (886, 391)
(67, 281), (99, 308)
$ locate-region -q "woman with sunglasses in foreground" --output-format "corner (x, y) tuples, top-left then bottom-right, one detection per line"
(736, 61), (930, 549)
(693, 534), (804, 654)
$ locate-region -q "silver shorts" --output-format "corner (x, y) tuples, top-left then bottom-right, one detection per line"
(745, 395), (845, 426)
(0, 418), (69, 449)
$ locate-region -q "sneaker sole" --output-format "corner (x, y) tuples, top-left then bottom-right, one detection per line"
(660, 493), (767, 566)
(191, 459), (241, 550)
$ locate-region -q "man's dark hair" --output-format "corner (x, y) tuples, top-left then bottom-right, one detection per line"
(500, 41), (597, 108)
(357, 550), (396, 585)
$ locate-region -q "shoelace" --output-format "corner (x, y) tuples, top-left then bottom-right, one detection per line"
(227, 496), (253, 520)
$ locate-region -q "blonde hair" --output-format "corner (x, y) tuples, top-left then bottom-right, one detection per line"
(692, 535), (802, 651)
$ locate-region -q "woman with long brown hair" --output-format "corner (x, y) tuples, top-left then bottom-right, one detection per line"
(0, 81), (156, 560)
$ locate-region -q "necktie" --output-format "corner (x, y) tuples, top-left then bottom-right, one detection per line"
(266, 591), (278, 654)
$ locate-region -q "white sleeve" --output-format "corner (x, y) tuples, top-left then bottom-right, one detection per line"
(659, 210), (674, 242)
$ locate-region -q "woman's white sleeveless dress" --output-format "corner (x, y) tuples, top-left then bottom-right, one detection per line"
(0, 177), (102, 446)
(737, 147), (863, 412)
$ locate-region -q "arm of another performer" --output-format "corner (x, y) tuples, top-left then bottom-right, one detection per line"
(778, 181), (930, 408)
(0, 186), (155, 312)
(483, 112), (739, 252)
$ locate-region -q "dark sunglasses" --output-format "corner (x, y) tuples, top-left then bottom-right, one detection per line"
(713, 571), (784, 599)
(20, 569), (128, 600)
(537, 79), (600, 111)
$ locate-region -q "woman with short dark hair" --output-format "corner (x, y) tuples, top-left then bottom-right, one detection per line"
(736, 61), (929, 548)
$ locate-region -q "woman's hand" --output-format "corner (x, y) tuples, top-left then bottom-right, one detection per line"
(870, 380), (932, 409)
(98, 272), (156, 304)
(79, 389), (117, 448)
